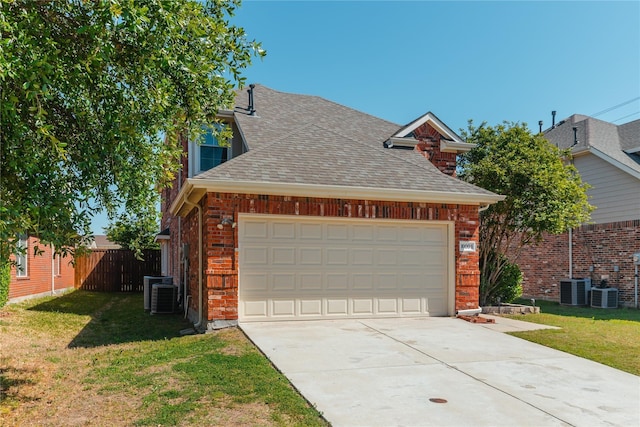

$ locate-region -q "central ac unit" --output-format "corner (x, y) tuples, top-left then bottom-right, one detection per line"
(144, 276), (173, 310)
(560, 279), (591, 306)
(591, 288), (618, 309)
(151, 283), (177, 314)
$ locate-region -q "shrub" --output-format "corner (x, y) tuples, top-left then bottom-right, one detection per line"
(481, 254), (523, 305)
(0, 260), (10, 307)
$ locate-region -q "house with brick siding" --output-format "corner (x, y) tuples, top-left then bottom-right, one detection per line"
(160, 84), (503, 330)
(8, 236), (75, 304)
(517, 115), (640, 307)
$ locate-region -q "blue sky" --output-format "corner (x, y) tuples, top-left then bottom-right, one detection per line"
(233, 0), (640, 130)
(91, 0), (639, 234)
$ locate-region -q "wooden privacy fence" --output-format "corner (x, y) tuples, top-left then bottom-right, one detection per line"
(75, 249), (161, 292)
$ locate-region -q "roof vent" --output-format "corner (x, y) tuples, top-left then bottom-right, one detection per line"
(247, 84), (256, 116)
(572, 126), (579, 147)
(552, 110), (557, 128)
(538, 120), (543, 133)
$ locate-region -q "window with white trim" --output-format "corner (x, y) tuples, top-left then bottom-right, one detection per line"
(191, 125), (228, 176)
(16, 235), (28, 277)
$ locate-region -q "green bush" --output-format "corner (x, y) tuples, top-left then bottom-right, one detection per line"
(0, 260), (10, 307)
(481, 254), (523, 305)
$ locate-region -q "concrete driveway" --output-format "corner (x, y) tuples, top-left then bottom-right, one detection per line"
(241, 317), (640, 427)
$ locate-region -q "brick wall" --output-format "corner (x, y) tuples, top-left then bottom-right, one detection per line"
(174, 193), (481, 324)
(8, 237), (75, 302)
(516, 220), (640, 306)
(413, 122), (458, 177)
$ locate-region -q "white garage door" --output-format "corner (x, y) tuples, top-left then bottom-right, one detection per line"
(238, 214), (452, 322)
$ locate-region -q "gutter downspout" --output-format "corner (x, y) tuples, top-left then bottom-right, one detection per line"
(51, 246), (55, 295)
(568, 228), (573, 279)
(183, 194), (203, 330)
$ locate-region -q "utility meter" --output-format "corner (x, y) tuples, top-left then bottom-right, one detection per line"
(634, 253), (640, 265)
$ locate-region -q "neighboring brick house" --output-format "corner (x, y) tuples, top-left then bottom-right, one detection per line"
(517, 115), (640, 307)
(161, 84), (503, 330)
(8, 236), (75, 303)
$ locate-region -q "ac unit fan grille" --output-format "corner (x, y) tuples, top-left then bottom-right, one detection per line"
(151, 284), (177, 314)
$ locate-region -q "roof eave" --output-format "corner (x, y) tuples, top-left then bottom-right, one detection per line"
(171, 178), (505, 217)
(440, 140), (476, 153)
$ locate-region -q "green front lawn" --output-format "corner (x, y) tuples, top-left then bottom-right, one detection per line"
(0, 290), (327, 426)
(505, 299), (640, 376)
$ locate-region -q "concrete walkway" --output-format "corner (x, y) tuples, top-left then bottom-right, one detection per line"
(242, 316), (639, 427)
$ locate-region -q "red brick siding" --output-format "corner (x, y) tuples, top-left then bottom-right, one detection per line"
(413, 123), (457, 177)
(175, 193), (481, 322)
(8, 237), (74, 301)
(160, 133), (188, 284)
(515, 220), (640, 306)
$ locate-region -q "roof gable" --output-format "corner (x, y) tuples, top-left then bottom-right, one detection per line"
(393, 112), (464, 143)
(387, 112), (473, 153)
(545, 115), (640, 179)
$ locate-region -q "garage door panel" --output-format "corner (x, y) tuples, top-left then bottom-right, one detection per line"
(272, 273), (295, 291)
(327, 273), (349, 290)
(327, 299), (349, 315)
(352, 248), (374, 265)
(243, 247), (268, 265)
(400, 249), (425, 266)
(272, 247), (296, 265)
(423, 227), (447, 244)
(399, 227), (423, 242)
(376, 250), (398, 265)
(242, 220), (268, 239)
(377, 273), (398, 290)
(272, 222), (296, 239)
(401, 298), (422, 314)
(300, 273), (322, 290)
(300, 247), (322, 264)
(239, 216), (451, 321)
(327, 224), (349, 240)
(242, 273), (269, 292)
(299, 223), (322, 240)
(327, 248), (348, 265)
(377, 298), (398, 314)
(272, 299), (296, 317)
(353, 273), (374, 290)
(300, 299), (322, 316)
(376, 226), (398, 241)
(352, 225), (374, 241)
(243, 300), (268, 318)
(352, 298), (374, 315)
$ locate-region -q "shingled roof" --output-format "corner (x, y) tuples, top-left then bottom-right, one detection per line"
(173, 85), (503, 211)
(545, 114), (640, 177)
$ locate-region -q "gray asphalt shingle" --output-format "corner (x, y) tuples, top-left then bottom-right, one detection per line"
(545, 114), (640, 172)
(195, 84), (497, 198)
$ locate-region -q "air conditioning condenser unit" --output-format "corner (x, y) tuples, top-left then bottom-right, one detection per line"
(560, 279), (591, 306)
(591, 288), (618, 309)
(151, 283), (177, 314)
(144, 276), (173, 311)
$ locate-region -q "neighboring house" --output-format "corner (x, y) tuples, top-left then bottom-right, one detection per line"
(161, 84), (503, 330)
(88, 235), (122, 250)
(8, 236), (75, 303)
(517, 115), (640, 306)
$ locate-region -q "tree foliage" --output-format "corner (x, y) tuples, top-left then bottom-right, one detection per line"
(105, 212), (160, 259)
(0, 0), (264, 257)
(459, 122), (592, 305)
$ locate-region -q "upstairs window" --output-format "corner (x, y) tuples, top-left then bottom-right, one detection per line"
(199, 129), (228, 172)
